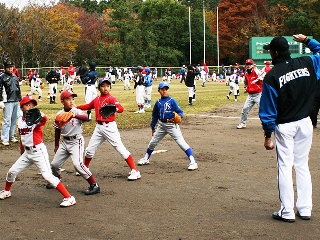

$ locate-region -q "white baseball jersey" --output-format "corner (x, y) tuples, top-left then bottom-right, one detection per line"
(53, 107), (84, 135)
(31, 77), (42, 88)
(51, 107), (91, 179)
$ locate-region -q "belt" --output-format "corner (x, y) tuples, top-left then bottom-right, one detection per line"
(97, 121), (110, 125)
(160, 119), (168, 123)
(63, 135), (81, 140)
(25, 146), (36, 150)
(24, 145), (38, 152)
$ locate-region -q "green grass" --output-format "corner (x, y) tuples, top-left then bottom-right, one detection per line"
(8, 79), (246, 142)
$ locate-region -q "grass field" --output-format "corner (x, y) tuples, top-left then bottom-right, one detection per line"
(8, 79), (246, 141)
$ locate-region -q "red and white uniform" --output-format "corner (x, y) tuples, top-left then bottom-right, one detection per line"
(6, 115), (60, 187)
(77, 94), (132, 160)
(50, 108), (90, 178)
(68, 65), (76, 82)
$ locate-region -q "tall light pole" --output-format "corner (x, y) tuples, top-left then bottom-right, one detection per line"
(189, 5), (192, 64)
(203, 0), (206, 64)
(216, 6), (219, 69)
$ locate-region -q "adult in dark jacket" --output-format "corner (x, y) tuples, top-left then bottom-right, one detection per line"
(81, 62), (98, 120)
(259, 34), (320, 222)
(46, 69), (60, 104)
(0, 59), (22, 145)
(185, 65), (197, 106)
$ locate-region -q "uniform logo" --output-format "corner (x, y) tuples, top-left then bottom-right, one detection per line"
(18, 127), (33, 135)
(279, 68), (310, 88)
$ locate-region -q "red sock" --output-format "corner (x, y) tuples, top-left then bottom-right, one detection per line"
(55, 182), (71, 198)
(125, 155), (137, 171)
(4, 181), (13, 191)
(84, 157), (92, 168)
(87, 175), (96, 185)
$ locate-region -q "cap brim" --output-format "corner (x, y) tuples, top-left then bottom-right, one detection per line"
(263, 45), (271, 50)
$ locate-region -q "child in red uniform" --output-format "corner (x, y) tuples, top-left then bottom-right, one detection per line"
(0, 95), (76, 207)
(77, 78), (141, 180)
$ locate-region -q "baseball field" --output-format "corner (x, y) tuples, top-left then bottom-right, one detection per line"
(0, 80), (320, 239)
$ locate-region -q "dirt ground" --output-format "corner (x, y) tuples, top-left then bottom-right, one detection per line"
(1, 102), (320, 240)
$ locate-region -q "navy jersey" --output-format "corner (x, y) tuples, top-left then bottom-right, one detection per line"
(259, 39), (320, 132)
(150, 96), (183, 130)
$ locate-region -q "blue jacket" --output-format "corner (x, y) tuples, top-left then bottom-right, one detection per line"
(150, 96), (183, 130)
(82, 70), (98, 85)
(144, 73), (152, 87)
(259, 39), (320, 132)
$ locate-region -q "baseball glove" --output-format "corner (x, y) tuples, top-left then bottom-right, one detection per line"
(55, 111), (74, 128)
(99, 104), (116, 118)
(40, 83), (45, 89)
(168, 111), (182, 123)
(25, 108), (42, 126)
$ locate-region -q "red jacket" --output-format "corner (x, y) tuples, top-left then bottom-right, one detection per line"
(68, 66), (75, 75)
(245, 69), (263, 94)
(77, 93), (124, 122)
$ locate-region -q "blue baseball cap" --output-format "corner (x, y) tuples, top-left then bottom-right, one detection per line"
(158, 82), (170, 89)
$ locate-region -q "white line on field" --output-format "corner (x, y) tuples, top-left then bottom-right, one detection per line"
(186, 114), (259, 120)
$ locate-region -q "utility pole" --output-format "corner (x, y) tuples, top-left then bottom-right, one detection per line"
(203, 0), (205, 64)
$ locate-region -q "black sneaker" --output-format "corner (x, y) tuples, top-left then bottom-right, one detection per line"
(272, 212), (295, 223)
(85, 184), (100, 195)
(46, 183), (55, 189)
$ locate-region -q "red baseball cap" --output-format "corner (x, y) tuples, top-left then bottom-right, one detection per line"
(20, 95), (38, 107)
(60, 90), (77, 100)
(245, 59), (254, 65)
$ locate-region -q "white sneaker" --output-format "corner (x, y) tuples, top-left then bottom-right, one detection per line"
(140, 109), (145, 113)
(38, 99), (42, 102)
(227, 95), (230, 100)
(60, 196), (76, 207)
(237, 123), (246, 129)
(10, 137), (18, 143)
(2, 141), (9, 146)
(188, 163), (198, 171)
(138, 158), (150, 165)
(0, 190), (11, 199)
(134, 110), (140, 114)
(75, 172), (81, 176)
(128, 169), (141, 181)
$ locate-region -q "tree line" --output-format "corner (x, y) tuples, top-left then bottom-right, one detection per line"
(0, 0), (318, 69)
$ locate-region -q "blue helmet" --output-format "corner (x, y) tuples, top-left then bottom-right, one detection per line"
(145, 68), (151, 74)
(89, 62), (96, 70)
(136, 66), (143, 72)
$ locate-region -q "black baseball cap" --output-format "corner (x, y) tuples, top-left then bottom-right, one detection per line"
(263, 36), (289, 52)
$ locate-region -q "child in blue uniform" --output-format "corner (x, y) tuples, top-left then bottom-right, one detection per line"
(138, 82), (198, 170)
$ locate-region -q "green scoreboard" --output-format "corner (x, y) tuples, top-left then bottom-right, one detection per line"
(249, 36), (313, 65)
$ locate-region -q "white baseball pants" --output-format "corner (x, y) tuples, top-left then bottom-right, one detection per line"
(274, 117), (313, 219)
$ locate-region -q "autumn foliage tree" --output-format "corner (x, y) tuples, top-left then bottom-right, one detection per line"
(0, 0), (319, 69)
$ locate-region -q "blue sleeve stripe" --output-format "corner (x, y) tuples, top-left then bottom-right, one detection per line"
(308, 39), (320, 80)
(311, 55), (320, 80)
(259, 83), (278, 132)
